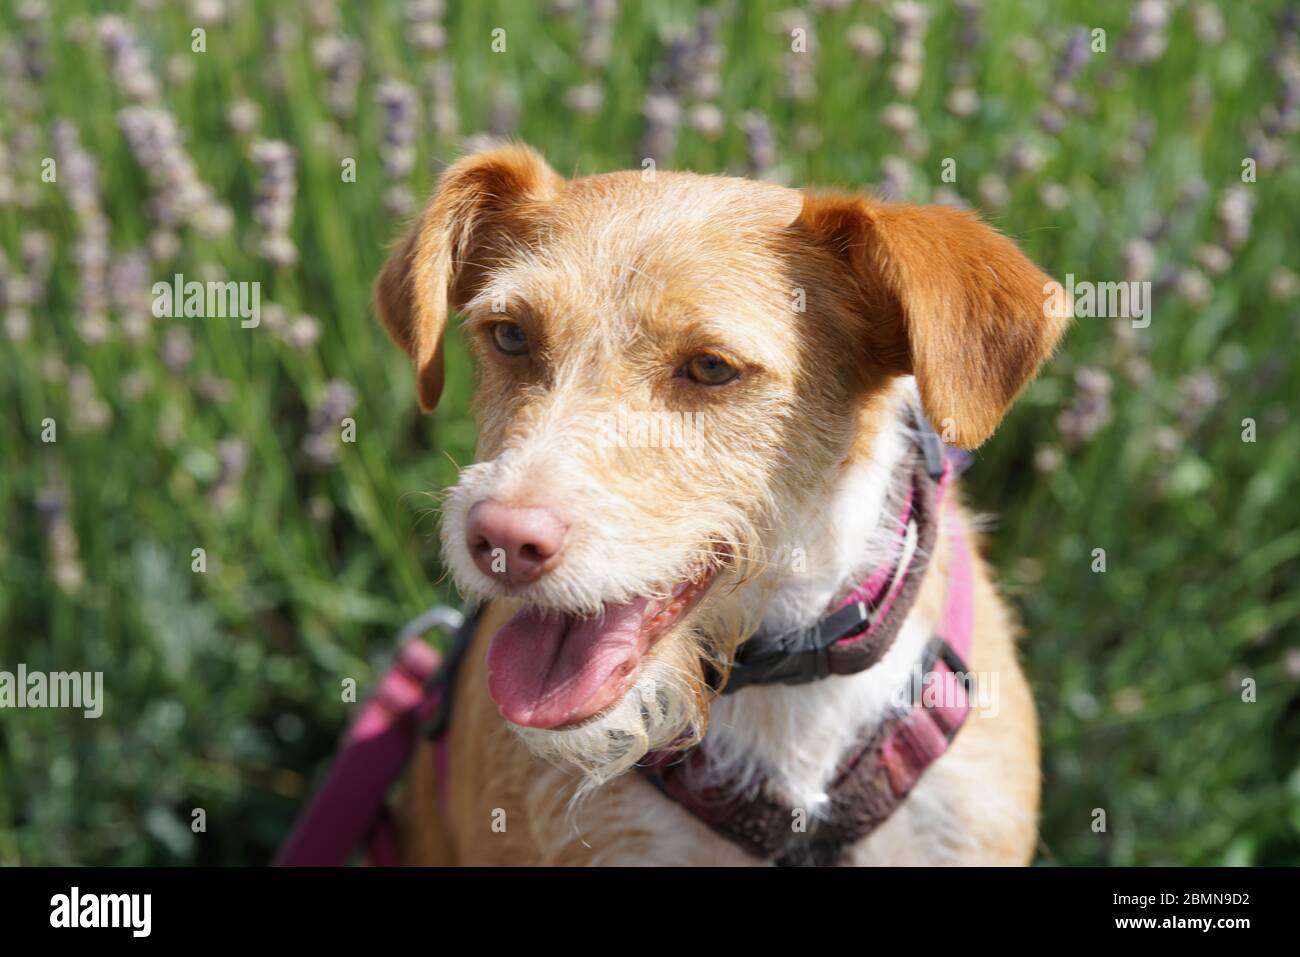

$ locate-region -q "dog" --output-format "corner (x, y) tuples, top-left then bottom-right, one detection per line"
(376, 143), (1069, 865)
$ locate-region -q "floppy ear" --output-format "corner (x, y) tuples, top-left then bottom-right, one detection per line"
(798, 194), (1069, 448)
(373, 144), (563, 412)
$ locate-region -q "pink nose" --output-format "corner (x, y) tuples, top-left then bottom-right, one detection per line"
(466, 500), (567, 586)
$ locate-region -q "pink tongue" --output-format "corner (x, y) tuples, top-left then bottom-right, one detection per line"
(487, 599), (651, 729)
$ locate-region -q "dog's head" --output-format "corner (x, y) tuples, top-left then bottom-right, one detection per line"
(376, 143), (1066, 784)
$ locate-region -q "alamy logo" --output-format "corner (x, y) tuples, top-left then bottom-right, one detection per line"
(0, 664), (103, 718)
(152, 272), (261, 328)
(597, 408), (705, 450)
(1044, 273), (1151, 328)
(889, 661), (1000, 718)
(50, 887), (151, 937)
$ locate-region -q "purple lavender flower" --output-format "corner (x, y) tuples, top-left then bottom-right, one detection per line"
(1270, 267), (1299, 302)
(69, 366), (112, 433)
(689, 9), (723, 101)
(407, 0), (447, 53)
(1191, 3), (1225, 44)
(162, 327), (194, 374)
(687, 103), (724, 140)
(118, 106), (232, 238)
(429, 61), (459, 142)
(251, 139), (298, 267)
(210, 437), (249, 509)
(888, 1), (928, 99)
(39, 483), (85, 595)
(1119, 0), (1171, 65)
(564, 83), (604, 116)
(52, 120), (111, 343)
(227, 99), (261, 137)
(878, 156), (912, 200)
(640, 92), (681, 168)
(302, 380), (358, 469)
(1057, 367), (1113, 445)
(313, 34), (363, 120)
(376, 80), (418, 217)
(1177, 372), (1220, 427)
(286, 314), (322, 350)
(847, 25), (884, 62)
(110, 248), (154, 343)
(21, 230), (53, 304)
(740, 111), (777, 180)
(581, 0), (618, 71)
(1123, 238), (1156, 282)
(489, 86), (518, 138)
(98, 15), (159, 100)
(1216, 185), (1254, 249)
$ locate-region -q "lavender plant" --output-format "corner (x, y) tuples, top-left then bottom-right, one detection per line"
(0, 0), (1296, 867)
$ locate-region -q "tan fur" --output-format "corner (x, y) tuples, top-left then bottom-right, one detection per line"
(380, 144), (1065, 866)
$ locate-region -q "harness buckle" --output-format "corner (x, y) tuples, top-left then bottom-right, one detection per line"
(417, 603), (482, 741)
(914, 410), (947, 481)
(724, 600), (874, 693)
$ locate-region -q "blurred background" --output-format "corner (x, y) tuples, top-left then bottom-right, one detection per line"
(1, 0), (1298, 866)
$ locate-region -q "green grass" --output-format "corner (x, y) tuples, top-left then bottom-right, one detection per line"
(1, 0), (1297, 865)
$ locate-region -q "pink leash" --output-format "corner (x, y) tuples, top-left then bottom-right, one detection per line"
(273, 608), (462, 867)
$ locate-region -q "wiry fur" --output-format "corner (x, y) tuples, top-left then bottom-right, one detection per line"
(379, 144), (1068, 865)
(512, 653), (702, 795)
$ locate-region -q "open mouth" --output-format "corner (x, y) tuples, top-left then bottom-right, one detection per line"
(486, 565), (721, 730)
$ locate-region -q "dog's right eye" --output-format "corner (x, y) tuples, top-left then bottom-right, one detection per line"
(491, 321), (530, 356)
(680, 353), (739, 386)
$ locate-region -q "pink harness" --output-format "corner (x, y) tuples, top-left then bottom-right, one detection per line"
(275, 440), (974, 867)
(639, 451), (972, 865)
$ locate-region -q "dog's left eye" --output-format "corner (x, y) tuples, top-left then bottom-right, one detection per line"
(491, 321), (530, 356)
(680, 353), (739, 386)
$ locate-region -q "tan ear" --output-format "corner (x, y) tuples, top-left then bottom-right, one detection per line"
(373, 143), (563, 412)
(798, 193), (1070, 448)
